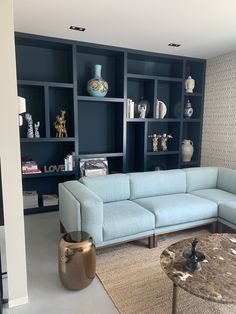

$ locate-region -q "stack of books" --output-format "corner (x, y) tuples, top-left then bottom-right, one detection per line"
(23, 190), (39, 209)
(64, 152), (75, 171)
(42, 194), (58, 207)
(22, 161), (41, 174)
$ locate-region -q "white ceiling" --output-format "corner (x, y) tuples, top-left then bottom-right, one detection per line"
(13, 0), (236, 59)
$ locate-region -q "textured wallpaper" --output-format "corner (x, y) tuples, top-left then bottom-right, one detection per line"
(201, 51), (236, 169)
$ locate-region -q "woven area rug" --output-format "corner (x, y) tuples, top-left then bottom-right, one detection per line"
(96, 229), (236, 314)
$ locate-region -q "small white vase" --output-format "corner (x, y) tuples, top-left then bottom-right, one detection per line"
(181, 139), (194, 162)
(185, 76), (195, 93)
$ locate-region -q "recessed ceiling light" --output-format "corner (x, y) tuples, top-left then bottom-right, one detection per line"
(168, 43), (181, 47)
(69, 26), (86, 32)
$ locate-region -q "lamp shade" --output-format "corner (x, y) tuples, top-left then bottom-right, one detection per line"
(18, 96), (26, 114)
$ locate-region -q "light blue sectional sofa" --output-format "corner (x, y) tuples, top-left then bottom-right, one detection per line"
(59, 167), (236, 248)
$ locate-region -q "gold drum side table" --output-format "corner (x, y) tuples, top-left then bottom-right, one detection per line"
(59, 231), (96, 290)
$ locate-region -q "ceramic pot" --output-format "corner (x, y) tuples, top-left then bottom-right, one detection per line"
(185, 76), (195, 93)
(184, 100), (193, 118)
(87, 64), (109, 97)
(182, 139), (194, 162)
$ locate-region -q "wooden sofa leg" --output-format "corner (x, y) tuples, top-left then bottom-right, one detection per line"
(153, 234), (158, 248)
(60, 222), (67, 233)
(218, 222), (223, 233)
(210, 222), (218, 234)
(148, 236), (154, 249)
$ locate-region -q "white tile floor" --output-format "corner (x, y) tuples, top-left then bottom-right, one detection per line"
(2, 212), (118, 314)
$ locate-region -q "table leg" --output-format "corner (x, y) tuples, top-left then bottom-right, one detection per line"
(172, 283), (178, 314)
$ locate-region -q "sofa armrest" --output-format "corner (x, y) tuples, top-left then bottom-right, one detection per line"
(59, 181), (104, 244)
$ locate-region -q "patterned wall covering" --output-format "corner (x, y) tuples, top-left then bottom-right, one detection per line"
(201, 51), (236, 169)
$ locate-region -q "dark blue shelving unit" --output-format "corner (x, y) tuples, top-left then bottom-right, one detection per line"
(15, 32), (206, 214)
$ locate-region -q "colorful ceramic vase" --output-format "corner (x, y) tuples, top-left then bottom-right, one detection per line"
(87, 64), (109, 97)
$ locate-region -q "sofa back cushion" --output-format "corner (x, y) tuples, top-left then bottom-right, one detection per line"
(183, 167), (218, 192)
(129, 170), (186, 200)
(217, 167), (236, 194)
(80, 173), (130, 203)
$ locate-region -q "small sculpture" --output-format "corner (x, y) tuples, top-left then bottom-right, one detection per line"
(185, 76), (195, 93)
(25, 113), (34, 138)
(54, 110), (68, 138)
(148, 133), (161, 152)
(34, 121), (40, 138)
(183, 238), (205, 271)
(160, 133), (173, 151)
(139, 105), (146, 118)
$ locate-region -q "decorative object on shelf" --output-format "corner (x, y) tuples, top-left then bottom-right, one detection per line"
(127, 99), (135, 119)
(182, 139), (194, 162)
(18, 96), (26, 126)
(87, 64), (109, 97)
(155, 100), (167, 119)
(44, 165), (65, 173)
(23, 190), (38, 209)
(183, 238), (205, 271)
(80, 158), (108, 177)
(25, 113), (34, 138)
(54, 110), (68, 138)
(148, 133), (161, 152)
(64, 153), (75, 171)
(160, 133), (173, 151)
(22, 160), (41, 174)
(184, 100), (193, 118)
(136, 97), (149, 118)
(185, 76), (195, 93)
(34, 121), (40, 138)
(42, 194), (58, 207)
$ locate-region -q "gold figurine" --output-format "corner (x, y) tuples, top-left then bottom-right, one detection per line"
(54, 110), (68, 138)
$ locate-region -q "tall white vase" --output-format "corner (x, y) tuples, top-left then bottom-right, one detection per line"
(181, 139), (194, 162)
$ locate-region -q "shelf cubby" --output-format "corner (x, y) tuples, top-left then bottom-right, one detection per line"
(15, 37), (73, 83)
(157, 80), (183, 119)
(182, 122), (201, 164)
(185, 60), (205, 94)
(20, 141), (75, 171)
(18, 85), (46, 138)
(49, 87), (74, 137)
(77, 46), (124, 98)
(147, 121), (180, 153)
(127, 53), (183, 78)
(126, 122), (145, 172)
(127, 77), (155, 118)
(146, 154), (179, 171)
(78, 100), (123, 154)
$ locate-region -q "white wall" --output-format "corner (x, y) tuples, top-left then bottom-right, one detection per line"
(201, 50), (236, 169)
(0, 0), (28, 307)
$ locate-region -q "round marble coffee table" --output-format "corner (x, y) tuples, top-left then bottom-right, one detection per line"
(160, 233), (236, 314)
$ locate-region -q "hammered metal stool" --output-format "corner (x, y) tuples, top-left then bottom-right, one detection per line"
(59, 231), (96, 290)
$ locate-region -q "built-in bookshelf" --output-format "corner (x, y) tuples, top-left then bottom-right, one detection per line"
(15, 32), (206, 214)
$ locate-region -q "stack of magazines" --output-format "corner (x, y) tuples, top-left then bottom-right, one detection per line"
(42, 194), (58, 207)
(23, 190), (38, 209)
(22, 161), (41, 174)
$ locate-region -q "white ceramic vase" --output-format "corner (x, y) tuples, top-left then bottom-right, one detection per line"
(185, 76), (195, 93)
(181, 139), (194, 162)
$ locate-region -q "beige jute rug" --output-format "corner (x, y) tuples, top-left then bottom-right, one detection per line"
(96, 228), (236, 314)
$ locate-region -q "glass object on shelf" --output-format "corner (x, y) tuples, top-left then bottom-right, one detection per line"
(87, 64), (109, 97)
(135, 97), (150, 118)
(54, 110), (68, 138)
(155, 100), (167, 119)
(182, 139), (194, 162)
(185, 76), (195, 93)
(184, 100), (193, 118)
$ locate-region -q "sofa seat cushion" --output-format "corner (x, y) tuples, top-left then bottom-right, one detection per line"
(134, 193), (217, 228)
(103, 200), (155, 241)
(191, 189), (236, 205)
(219, 202), (236, 225)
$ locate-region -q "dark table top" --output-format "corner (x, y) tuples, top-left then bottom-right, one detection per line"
(160, 233), (236, 304)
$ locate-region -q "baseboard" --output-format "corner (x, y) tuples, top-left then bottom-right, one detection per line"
(8, 296), (28, 308)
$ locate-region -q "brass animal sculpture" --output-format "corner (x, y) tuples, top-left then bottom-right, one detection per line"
(54, 110), (68, 138)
